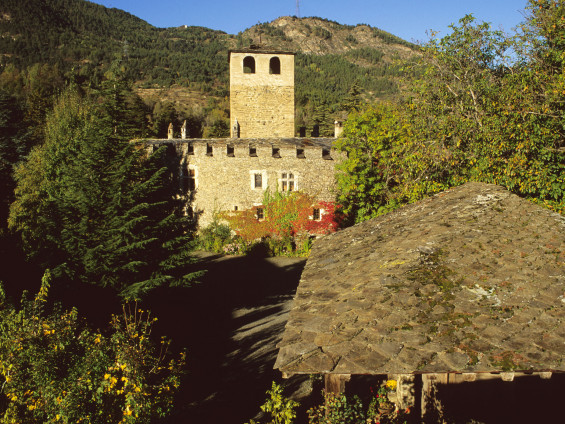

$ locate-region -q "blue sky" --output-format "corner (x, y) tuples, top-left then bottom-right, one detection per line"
(89, 0), (529, 43)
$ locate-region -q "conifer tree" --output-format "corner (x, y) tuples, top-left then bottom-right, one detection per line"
(9, 87), (199, 299)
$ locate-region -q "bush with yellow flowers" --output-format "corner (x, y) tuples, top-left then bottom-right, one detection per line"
(0, 272), (184, 423)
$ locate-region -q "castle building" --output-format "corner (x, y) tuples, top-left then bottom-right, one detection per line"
(141, 47), (342, 228)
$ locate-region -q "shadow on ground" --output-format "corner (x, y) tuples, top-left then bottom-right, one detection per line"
(147, 252), (310, 424)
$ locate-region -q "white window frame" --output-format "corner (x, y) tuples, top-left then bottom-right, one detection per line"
(310, 207), (325, 221)
(250, 170), (268, 190)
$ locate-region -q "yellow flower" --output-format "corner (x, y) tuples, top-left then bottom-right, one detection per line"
(386, 379), (397, 391)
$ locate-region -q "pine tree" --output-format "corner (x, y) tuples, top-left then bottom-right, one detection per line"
(9, 87), (199, 299)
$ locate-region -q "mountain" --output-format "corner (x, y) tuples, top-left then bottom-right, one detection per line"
(243, 17), (415, 58)
(0, 0), (420, 135)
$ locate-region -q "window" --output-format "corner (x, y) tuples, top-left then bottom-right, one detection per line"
(269, 57), (281, 74)
(227, 145), (235, 157)
(256, 207), (264, 220)
(206, 143), (213, 156)
(251, 170), (267, 190)
(249, 145), (257, 157)
(254, 173), (263, 189)
(243, 56), (256, 74)
(296, 148), (305, 159)
(187, 143), (194, 155)
(272, 146), (281, 158)
(181, 165), (196, 191)
(281, 172), (295, 192)
(234, 205), (238, 211)
(322, 148), (332, 160)
(312, 208), (321, 221)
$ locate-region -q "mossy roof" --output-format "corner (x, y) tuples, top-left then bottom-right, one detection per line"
(275, 182), (565, 375)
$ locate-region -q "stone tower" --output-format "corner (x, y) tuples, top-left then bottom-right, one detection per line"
(229, 48), (295, 138)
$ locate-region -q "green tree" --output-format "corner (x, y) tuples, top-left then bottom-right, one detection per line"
(335, 103), (455, 224)
(8, 89), (199, 299)
(0, 91), (31, 228)
(337, 7), (565, 224)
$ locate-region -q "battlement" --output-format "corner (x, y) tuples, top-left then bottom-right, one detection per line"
(144, 137), (336, 160)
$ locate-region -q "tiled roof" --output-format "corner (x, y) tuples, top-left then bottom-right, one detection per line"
(275, 183), (565, 375)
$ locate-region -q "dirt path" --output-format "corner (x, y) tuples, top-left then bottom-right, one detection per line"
(148, 252), (311, 423)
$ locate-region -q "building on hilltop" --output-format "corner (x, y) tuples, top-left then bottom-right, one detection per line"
(138, 47), (343, 228)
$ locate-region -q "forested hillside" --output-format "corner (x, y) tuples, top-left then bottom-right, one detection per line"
(0, 0), (417, 137)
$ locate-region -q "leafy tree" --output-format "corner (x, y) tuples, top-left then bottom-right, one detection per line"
(335, 103), (458, 224)
(337, 7), (565, 223)
(8, 88), (200, 299)
(413, 11), (564, 212)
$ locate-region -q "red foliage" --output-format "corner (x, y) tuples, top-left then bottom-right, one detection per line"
(219, 192), (340, 242)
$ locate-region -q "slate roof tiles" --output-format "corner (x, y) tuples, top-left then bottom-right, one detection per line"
(275, 182), (565, 375)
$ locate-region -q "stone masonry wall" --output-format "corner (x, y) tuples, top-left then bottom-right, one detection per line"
(230, 52), (295, 138)
(166, 138), (340, 227)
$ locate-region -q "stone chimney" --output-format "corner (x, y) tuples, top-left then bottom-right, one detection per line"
(334, 121), (344, 138)
(167, 123), (174, 139)
(181, 120), (187, 139)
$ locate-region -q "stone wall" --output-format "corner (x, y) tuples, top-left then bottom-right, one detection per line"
(229, 50), (295, 138)
(148, 138), (341, 228)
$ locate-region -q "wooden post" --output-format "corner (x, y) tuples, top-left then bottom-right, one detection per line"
(421, 373), (447, 422)
(324, 374), (351, 394)
(324, 374), (351, 418)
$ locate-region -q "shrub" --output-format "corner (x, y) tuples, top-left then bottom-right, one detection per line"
(198, 215), (233, 253)
(0, 273), (184, 423)
(219, 191), (340, 256)
(247, 382), (299, 424)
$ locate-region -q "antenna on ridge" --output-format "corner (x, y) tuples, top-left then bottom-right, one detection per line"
(296, 0), (300, 18)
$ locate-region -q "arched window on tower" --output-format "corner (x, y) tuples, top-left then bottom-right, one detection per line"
(269, 57), (281, 74)
(243, 56), (256, 74)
